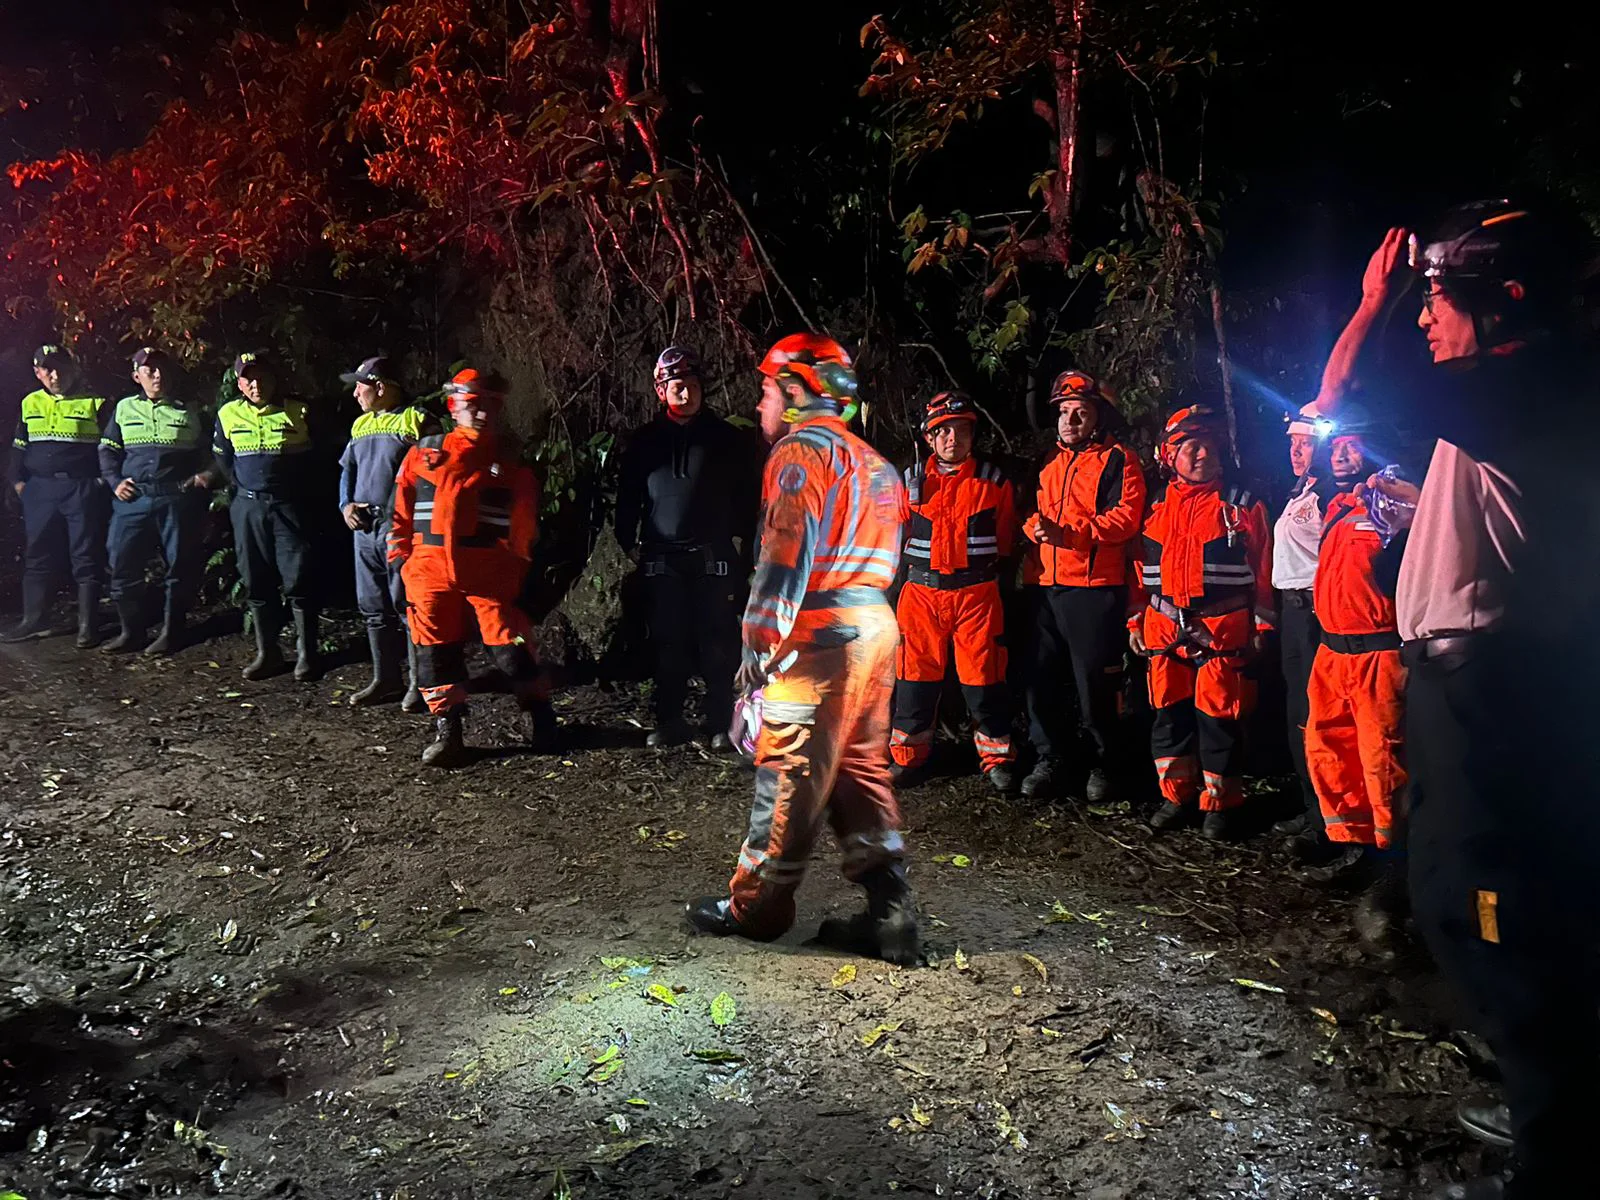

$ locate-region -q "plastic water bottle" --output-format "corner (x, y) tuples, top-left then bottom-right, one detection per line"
(1361, 464), (1416, 546)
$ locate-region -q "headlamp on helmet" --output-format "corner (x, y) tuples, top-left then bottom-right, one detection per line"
(1159, 403), (1223, 469)
(921, 390), (977, 435)
(653, 345), (702, 389)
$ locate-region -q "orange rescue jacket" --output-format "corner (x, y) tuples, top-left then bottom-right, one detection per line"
(389, 428), (539, 577)
(744, 415), (905, 663)
(903, 455), (1016, 582)
(1023, 440), (1147, 587)
(1313, 490), (1397, 637)
(1130, 479), (1275, 629)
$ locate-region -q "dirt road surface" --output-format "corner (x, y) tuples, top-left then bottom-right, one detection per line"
(1, 626), (1497, 1199)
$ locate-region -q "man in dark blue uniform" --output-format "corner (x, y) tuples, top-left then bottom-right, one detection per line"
(99, 347), (215, 655)
(615, 345), (762, 748)
(212, 351), (323, 682)
(3, 344), (112, 648)
(337, 355), (436, 708)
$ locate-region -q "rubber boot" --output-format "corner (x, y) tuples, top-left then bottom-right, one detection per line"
(1, 577), (53, 643)
(816, 861), (921, 966)
(103, 596), (147, 653)
(684, 895), (782, 942)
(421, 708), (466, 767)
(73, 582), (102, 648)
(350, 626), (403, 706)
(291, 605), (321, 683)
(144, 594), (186, 656)
(518, 694), (563, 752)
(401, 639), (426, 713)
(242, 607), (285, 680)
(1150, 801), (1194, 832)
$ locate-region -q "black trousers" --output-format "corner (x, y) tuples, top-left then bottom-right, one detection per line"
(1026, 585), (1127, 766)
(230, 492), (315, 619)
(643, 547), (741, 729)
(20, 476), (107, 587)
(1407, 645), (1600, 1199)
(108, 489), (206, 604)
(1277, 589), (1324, 831)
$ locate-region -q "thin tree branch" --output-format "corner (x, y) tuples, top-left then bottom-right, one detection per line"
(713, 155), (826, 336)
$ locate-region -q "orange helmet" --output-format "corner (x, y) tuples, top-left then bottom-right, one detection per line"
(758, 333), (859, 422)
(444, 367), (508, 404)
(1159, 403), (1224, 469)
(1049, 369), (1115, 408)
(921, 390), (977, 435)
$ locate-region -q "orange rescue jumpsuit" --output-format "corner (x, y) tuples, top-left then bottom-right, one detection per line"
(389, 428), (544, 713)
(729, 414), (908, 936)
(891, 455), (1017, 771)
(1130, 481), (1274, 811)
(1306, 489), (1406, 848)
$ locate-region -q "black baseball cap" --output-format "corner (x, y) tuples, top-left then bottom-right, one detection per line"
(339, 355), (395, 386)
(132, 346), (174, 369)
(233, 351), (276, 378)
(33, 343), (73, 370)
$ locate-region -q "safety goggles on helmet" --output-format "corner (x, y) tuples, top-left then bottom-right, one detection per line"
(1159, 403), (1224, 468)
(921, 390), (977, 435)
(1050, 369), (1113, 408)
(444, 367), (508, 404)
(758, 333), (860, 422)
(654, 344), (703, 388)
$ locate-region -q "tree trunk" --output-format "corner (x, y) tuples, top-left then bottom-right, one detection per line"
(1047, 0), (1087, 265)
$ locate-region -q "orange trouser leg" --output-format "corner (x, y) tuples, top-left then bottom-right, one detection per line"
(952, 579), (1013, 770)
(1306, 644), (1366, 842)
(891, 582), (951, 767)
(1193, 610), (1254, 812)
(1145, 609), (1200, 805)
(402, 559), (471, 714)
(1309, 644), (1407, 848)
(730, 607), (904, 936)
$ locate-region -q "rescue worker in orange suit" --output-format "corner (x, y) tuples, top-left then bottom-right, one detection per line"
(1020, 370), (1147, 802)
(388, 369), (557, 767)
(890, 391), (1019, 793)
(1299, 406), (1410, 889)
(1356, 204), (1600, 1200)
(686, 334), (916, 965)
(1130, 405), (1274, 840)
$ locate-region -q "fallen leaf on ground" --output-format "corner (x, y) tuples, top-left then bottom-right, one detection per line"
(861, 1021), (902, 1047)
(645, 983), (679, 1007)
(994, 1102), (1028, 1150)
(498, 986), (519, 996)
(910, 1100), (932, 1127)
(1231, 978), (1286, 994)
(216, 918), (239, 945)
(830, 963), (857, 988)
(1311, 1007), (1338, 1024)
(1021, 953), (1048, 984)
(586, 1057), (625, 1084)
(625, 1097), (650, 1107)
(954, 948), (970, 972)
(710, 992), (736, 1027)
(592, 1045), (620, 1066)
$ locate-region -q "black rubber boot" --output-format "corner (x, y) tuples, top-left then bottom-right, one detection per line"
(517, 695), (563, 751)
(350, 626), (404, 706)
(1456, 1101), (1513, 1149)
(103, 596), (147, 653)
(1150, 801), (1194, 832)
(242, 607), (286, 680)
(401, 639), (426, 713)
(1020, 755), (1063, 800)
(291, 605), (321, 682)
(1, 577), (53, 643)
(421, 709), (466, 767)
(646, 718), (692, 748)
(816, 862), (921, 966)
(144, 594), (186, 657)
(1272, 813), (1310, 836)
(985, 764), (1017, 795)
(74, 582), (102, 649)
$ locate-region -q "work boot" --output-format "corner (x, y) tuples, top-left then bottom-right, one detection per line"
(1293, 845), (1369, 886)
(1201, 810), (1231, 841)
(1457, 1101), (1513, 1150)
(646, 718), (692, 748)
(1288, 829), (1333, 863)
(291, 606), (321, 682)
(421, 709), (466, 767)
(684, 895), (782, 941)
(401, 640), (426, 713)
(350, 626), (403, 706)
(985, 764), (1017, 795)
(74, 582), (102, 649)
(1428, 1177), (1506, 1200)
(144, 594), (186, 656)
(1, 578), (53, 642)
(889, 761), (928, 789)
(517, 695), (563, 752)
(1084, 767), (1114, 805)
(816, 862), (920, 966)
(242, 608), (286, 680)
(1272, 813), (1310, 837)
(102, 597), (147, 653)
(1020, 755), (1063, 800)
(1149, 801), (1193, 832)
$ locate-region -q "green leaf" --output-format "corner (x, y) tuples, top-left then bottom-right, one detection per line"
(860, 1020), (902, 1047)
(645, 983), (679, 1007)
(710, 992), (736, 1028)
(830, 963), (857, 988)
(1231, 978), (1286, 994)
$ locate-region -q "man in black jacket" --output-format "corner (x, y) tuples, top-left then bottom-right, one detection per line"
(616, 345), (762, 748)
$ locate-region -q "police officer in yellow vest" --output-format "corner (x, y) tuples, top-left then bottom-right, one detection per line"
(213, 351), (322, 682)
(99, 347), (216, 656)
(3, 344), (112, 647)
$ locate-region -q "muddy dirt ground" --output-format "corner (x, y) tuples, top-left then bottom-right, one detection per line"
(1, 615), (1507, 1200)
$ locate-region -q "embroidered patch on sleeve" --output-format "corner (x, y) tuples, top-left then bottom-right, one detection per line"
(777, 463), (808, 494)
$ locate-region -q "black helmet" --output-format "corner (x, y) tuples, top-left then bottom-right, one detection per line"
(1412, 200), (1564, 345)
